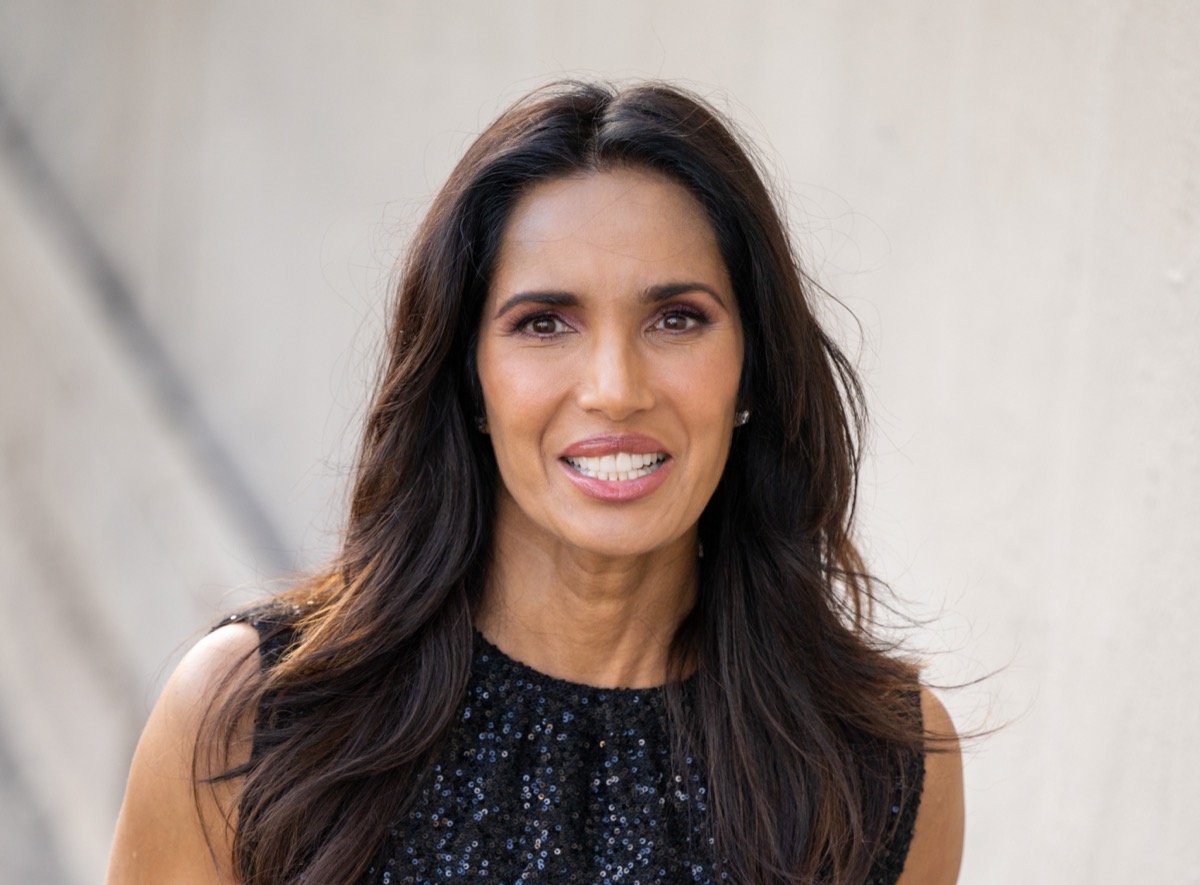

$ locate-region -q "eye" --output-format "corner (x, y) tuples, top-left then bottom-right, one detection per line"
(516, 312), (570, 337)
(654, 307), (708, 333)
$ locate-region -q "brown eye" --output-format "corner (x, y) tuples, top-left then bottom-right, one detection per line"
(657, 310), (703, 332)
(525, 315), (564, 336)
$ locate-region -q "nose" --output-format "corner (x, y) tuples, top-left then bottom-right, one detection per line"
(575, 331), (655, 421)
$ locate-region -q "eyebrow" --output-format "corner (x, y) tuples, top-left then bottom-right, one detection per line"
(494, 291), (578, 319)
(493, 282), (729, 319)
(647, 281), (728, 308)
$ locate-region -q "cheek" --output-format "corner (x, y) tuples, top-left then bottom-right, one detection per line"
(483, 359), (556, 422)
(667, 347), (742, 417)
(673, 347), (742, 471)
(479, 352), (566, 470)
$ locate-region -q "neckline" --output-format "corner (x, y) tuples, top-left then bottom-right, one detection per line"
(473, 631), (690, 701)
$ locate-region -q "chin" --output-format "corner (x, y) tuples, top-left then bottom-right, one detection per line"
(558, 523), (687, 561)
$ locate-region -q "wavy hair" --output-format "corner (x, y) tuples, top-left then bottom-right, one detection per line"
(201, 80), (926, 884)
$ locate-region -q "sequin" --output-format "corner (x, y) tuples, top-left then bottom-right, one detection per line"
(357, 635), (707, 883)
(240, 614), (922, 884)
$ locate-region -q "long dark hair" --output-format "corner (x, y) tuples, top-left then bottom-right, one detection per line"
(202, 80), (926, 884)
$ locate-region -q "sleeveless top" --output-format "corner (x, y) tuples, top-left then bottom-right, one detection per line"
(236, 612), (924, 884)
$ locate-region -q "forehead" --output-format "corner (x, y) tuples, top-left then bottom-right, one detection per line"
(487, 168), (730, 300)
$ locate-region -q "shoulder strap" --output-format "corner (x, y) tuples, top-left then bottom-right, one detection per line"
(868, 691), (926, 881)
(215, 603), (303, 668)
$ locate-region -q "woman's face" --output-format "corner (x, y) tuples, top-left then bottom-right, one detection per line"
(476, 168), (743, 560)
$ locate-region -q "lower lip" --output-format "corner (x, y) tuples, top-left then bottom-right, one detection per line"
(558, 458), (673, 502)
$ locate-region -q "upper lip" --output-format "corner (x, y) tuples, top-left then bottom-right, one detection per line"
(560, 433), (669, 458)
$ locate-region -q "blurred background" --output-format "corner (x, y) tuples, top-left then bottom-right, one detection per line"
(1, 2), (1197, 883)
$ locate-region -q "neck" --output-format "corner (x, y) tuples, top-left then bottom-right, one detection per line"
(476, 496), (698, 689)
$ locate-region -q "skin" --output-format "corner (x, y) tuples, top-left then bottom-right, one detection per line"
(106, 167), (963, 883)
(475, 168), (744, 688)
(104, 622), (257, 885)
(898, 691), (966, 885)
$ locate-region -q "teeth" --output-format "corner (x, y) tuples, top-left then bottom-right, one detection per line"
(565, 452), (666, 481)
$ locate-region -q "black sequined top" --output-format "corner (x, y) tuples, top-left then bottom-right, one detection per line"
(242, 615), (923, 884)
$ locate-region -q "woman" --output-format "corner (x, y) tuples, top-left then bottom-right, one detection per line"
(106, 80), (963, 884)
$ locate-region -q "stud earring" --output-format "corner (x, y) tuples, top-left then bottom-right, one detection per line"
(735, 409), (751, 427)
(475, 415), (489, 433)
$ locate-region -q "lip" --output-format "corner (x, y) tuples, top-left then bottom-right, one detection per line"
(560, 433), (668, 458)
(558, 433), (673, 503)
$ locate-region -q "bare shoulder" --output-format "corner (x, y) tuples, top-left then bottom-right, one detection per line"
(105, 622), (261, 885)
(896, 687), (965, 885)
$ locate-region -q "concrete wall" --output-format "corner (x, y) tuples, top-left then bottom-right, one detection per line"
(1, 2), (1197, 882)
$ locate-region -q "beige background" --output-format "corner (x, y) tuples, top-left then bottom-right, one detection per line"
(1, 2), (1198, 883)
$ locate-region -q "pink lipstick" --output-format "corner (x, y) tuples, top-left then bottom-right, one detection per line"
(559, 434), (673, 502)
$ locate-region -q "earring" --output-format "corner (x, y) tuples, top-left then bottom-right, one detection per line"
(475, 415), (488, 433)
(735, 409), (751, 427)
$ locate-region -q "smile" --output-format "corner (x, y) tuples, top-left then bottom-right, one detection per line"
(563, 452), (667, 482)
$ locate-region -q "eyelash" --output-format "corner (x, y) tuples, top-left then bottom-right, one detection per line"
(511, 312), (571, 338)
(510, 305), (712, 338)
(653, 305), (710, 332)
